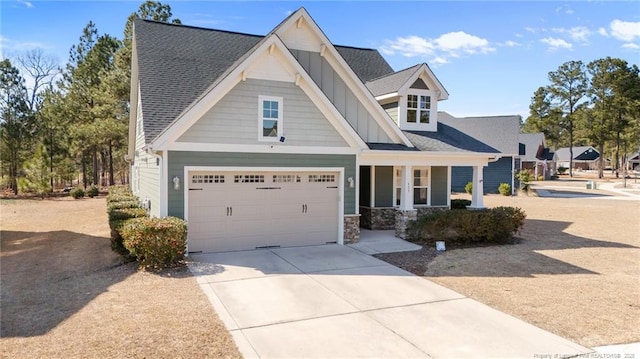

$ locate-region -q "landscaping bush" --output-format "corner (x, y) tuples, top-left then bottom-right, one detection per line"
(450, 199), (471, 209)
(464, 181), (473, 194)
(107, 200), (142, 212)
(406, 206), (526, 246)
(106, 186), (137, 203)
(105, 186), (148, 255)
(121, 216), (187, 269)
(87, 186), (99, 198)
(69, 187), (85, 199)
(498, 183), (511, 196)
(557, 166), (568, 175)
(107, 207), (148, 254)
(515, 169), (533, 193)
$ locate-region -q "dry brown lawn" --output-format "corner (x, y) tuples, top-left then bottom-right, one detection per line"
(423, 189), (640, 348)
(0, 196), (241, 358)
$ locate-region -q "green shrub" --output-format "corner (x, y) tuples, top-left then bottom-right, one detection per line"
(108, 207), (148, 254)
(515, 170), (533, 193)
(107, 200), (141, 212)
(407, 206), (526, 246)
(87, 186), (99, 198)
(450, 199), (471, 209)
(121, 217), (187, 269)
(498, 183), (511, 196)
(69, 187), (85, 199)
(557, 167), (568, 175)
(464, 182), (473, 194)
(106, 186), (136, 203)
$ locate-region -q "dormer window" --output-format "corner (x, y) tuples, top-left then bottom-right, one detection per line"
(407, 94), (430, 124)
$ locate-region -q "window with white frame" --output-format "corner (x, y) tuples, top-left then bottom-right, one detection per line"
(413, 167), (429, 205)
(259, 96), (283, 141)
(394, 167), (430, 206)
(395, 168), (402, 206)
(406, 94), (430, 124)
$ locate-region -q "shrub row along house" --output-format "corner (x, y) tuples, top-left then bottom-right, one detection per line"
(128, 8), (523, 253)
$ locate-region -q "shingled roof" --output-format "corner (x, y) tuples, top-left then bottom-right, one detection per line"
(403, 123), (499, 153)
(133, 19), (396, 143)
(519, 133), (545, 162)
(365, 64), (421, 97)
(438, 112), (521, 155)
(335, 46), (394, 82)
(134, 20), (262, 143)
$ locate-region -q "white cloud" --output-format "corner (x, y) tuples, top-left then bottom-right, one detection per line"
(622, 43), (640, 50)
(609, 20), (640, 42)
(598, 27), (609, 37)
(380, 31), (494, 65)
(17, 0), (33, 8)
(380, 35), (434, 57)
(431, 57), (449, 66)
(524, 27), (537, 34)
(435, 31), (495, 55)
(552, 26), (591, 42)
(555, 5), (574, 15)
(540, 37), (572, 50)
(285, 10), (293, 16)
(502, 40), (522, 47)
(568, 26), (591, 42)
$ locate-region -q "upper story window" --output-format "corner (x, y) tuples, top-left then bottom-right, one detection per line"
(259, 96), (283, 141)
(407, 94), (430, 124)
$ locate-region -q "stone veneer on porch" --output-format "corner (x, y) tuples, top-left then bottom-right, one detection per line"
(343, 215), (361, 244)
(359, 206), (396, 230)
(360, 205), (449, 239)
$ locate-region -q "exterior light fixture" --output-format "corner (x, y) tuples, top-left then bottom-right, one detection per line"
(173, 176), (180, 190)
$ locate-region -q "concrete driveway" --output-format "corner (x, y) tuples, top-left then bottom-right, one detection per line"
(189, 244), (590, 358)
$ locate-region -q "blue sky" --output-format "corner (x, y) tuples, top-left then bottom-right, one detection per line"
(1, 1), (639, 119)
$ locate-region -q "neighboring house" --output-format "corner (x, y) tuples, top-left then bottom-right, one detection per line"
(627, 152), (639, 171)
(128, 8), (506, 253)
(554, 146), (600, 170)
(519, 133), (554, 179)
(436, 112), (521, 194)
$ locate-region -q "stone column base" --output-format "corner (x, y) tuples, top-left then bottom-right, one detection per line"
(343, 215), (361, 244)
(395, 209), (417, 239)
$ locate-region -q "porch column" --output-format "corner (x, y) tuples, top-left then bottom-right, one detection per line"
(399, 165), (413, 210)
(469, 165), (485, 209)
(396, 165), (417, 239)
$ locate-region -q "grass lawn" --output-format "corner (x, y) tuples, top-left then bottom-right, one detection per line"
(1, 196), (241, 358)
(380, 186), (639, 348)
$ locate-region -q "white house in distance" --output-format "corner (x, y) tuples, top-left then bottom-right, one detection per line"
(128, 7), (521, 253)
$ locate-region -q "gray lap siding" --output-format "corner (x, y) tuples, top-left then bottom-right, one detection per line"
(451, 156), (513, 194)
(167, 151), (356, 219)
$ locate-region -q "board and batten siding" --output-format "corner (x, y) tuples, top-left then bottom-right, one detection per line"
(382, 102), (399, 126)
(291, 49), (393, 144)
(167, 151), (356, 219)
(133, 107), (160, 217)
(178, 79), (348, 147)
(451, 157), (513, 194)
(430, 166), (448, 206)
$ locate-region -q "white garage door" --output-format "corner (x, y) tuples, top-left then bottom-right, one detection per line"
(187, 170), (340, 253)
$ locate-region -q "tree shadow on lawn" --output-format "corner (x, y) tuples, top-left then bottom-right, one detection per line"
(424, 218), (638, 278)
(0, 230), (134, 338)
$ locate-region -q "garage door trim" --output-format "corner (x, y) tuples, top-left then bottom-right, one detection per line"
(184, 166), (345, 251)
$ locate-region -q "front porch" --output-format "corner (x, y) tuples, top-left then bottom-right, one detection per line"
(358, 163), (486, 239)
